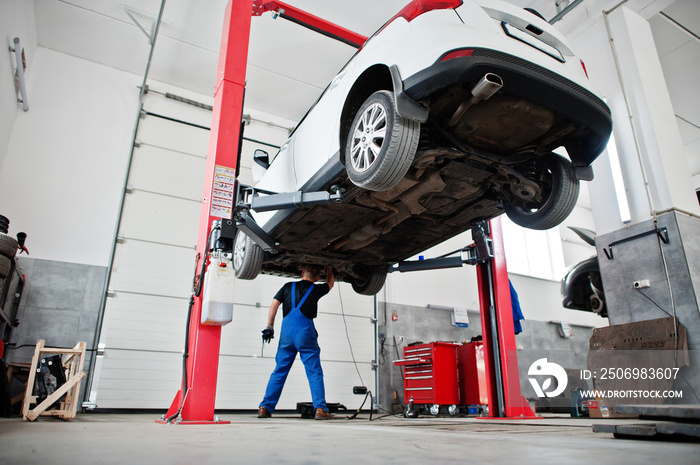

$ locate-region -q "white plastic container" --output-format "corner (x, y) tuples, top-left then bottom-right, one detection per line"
(201, 255), (235, 326)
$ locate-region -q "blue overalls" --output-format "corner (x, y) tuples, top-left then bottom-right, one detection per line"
(260, 282), (328, 413)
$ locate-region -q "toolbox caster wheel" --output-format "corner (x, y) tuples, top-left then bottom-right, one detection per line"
(404, 407), (419, 418)
(429, 404), (440, 416)
(447, 405), (459, 416)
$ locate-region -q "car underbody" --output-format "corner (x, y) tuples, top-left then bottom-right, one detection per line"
(251, 69), (608, 291)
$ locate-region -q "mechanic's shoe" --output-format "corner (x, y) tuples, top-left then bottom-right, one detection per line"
(314, 408), (335, 420)
(258, 406), (271, 418)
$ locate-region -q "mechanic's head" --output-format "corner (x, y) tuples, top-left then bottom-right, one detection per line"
(302, 264), (322, 282)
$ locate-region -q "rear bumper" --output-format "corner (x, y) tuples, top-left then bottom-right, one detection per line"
(402, 48), (612, 167)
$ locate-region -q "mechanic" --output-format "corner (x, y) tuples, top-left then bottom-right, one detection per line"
(258, 264), (336, 420)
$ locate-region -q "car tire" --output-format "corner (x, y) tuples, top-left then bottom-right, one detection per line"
(0, 255), (11, 279)
(0, 234), (18, 259)
(233, 230), (263, 280)
(345, 90), (420, 192)
(350, 265), (387, 295)
(504, 153), (579, 230)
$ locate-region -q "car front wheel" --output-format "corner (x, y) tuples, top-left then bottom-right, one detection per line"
(504, 153), (579, 230)
(345, 90), (420, 192)
(233, 230), (263, 280)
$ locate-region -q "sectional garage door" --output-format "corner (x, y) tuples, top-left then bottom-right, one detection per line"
(90, 105), (376, 411)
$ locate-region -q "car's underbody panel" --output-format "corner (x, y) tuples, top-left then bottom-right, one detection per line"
(257, 146), (505, 282)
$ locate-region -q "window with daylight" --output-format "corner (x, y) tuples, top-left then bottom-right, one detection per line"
(501, 217), (566, 281)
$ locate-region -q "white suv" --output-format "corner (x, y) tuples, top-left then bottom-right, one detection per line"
(235, 0), (612, 294)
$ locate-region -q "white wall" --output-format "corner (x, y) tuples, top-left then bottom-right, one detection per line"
(0, 47), (139, 266)
(0, 0), (37, 172)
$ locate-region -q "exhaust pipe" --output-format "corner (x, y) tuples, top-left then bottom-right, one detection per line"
(448, 73), (503, 127)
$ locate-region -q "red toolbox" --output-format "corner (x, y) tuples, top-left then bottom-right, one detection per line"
(457, 341), (488, 406)
(394, 342), (460, 410)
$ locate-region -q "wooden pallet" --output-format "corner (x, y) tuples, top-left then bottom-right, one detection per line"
(21, 340), (86, 421)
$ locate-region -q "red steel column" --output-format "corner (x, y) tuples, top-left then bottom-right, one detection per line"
(162, 0), (253, 423)
(477, 217), (537, 419)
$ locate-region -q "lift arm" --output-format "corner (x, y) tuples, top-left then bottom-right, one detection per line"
(233, 184), (345, 253)
(252, 0), (368, 48)
(390, 222), (494, 273)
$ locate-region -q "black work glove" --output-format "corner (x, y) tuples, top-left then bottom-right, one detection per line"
(262, 325), (274, 343)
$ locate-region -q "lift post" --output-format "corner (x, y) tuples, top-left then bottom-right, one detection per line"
(161, 0), (366, 424)
(476, 219), (536, 418)
(160, 0), (254, 424)
(392, 218), (536, 419)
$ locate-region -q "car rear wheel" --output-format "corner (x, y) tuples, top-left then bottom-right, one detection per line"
(345, 90), (420, 192)
(233, 230), (263, 280)
(504, 153), (579, 230)
(350, 265), (387, 295)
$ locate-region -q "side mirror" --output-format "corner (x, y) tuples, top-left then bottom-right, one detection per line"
(252, 149), (269, 182)
(253, 149), (269, 169)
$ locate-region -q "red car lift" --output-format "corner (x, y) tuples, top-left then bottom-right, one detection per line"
(161, 0), (533, 423)
(159, 0), (366, 425)
(391, 218), (536, 419)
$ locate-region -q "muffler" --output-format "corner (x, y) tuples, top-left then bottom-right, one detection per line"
(448, 73), (503, 127)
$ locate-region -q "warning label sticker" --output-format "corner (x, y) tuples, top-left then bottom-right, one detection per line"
(210, 165), (236, 219)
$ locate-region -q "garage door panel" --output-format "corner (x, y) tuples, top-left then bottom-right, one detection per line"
(109, 240), (195, 297)
(220, 303), (270, 355)
(95, 349), (182, 409)
(119, 191), (200, 248)
(137, 116), (210, 156)
(128, 144), (205, 200)
(317, 314), (375, 361)
(101, 294), (187, 353)
(231, 274), (290, 307)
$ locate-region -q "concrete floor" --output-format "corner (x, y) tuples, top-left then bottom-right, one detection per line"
(1, 412), (698, 464)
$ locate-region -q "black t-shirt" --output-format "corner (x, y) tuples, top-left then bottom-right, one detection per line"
(274, 280), (330, 320)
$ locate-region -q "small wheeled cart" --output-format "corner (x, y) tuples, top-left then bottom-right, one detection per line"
(394, 342), (460, 417)
(394, 340), (488, 417)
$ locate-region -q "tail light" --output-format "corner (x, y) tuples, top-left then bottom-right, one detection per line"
(441, 48), (474, 61)
(373, 0), (464, 43)
(387, 0), (463, 27)
(580, 59), (589, 79)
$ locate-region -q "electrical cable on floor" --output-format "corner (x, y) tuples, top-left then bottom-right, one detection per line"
(347, 390), (374, 421)
(338, 284), (394, 420)
(337, 284), (364, 387)
(338, 286), (410, 421)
